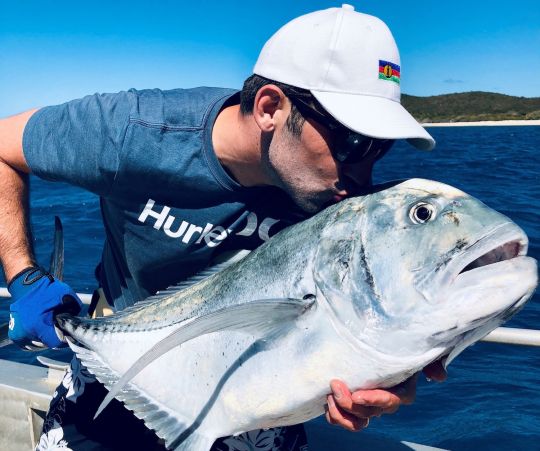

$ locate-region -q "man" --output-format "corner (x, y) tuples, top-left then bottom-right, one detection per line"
(0, 5), (446, 450)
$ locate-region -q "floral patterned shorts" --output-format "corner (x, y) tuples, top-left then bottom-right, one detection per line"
(37, 357), (309, 451)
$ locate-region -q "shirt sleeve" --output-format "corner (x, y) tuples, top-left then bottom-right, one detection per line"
(22, 91), (135, 196)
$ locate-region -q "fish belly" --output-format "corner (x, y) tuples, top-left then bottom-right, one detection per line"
(74, 310), (384, 440)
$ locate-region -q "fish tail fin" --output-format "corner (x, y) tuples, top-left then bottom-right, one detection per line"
(49, 216), (64, 280)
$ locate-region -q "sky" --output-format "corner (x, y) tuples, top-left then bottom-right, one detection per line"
(1, 0), (539, 117)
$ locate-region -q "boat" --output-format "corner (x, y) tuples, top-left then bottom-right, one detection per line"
(1, 289), (539, 451)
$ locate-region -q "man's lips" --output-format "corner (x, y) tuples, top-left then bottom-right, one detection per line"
(332, 189), (351, 202)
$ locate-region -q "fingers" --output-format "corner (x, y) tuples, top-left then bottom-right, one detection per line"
(326, 364), (448, 433)
(325, 379), (388, 432)
(326, 395), (369, 432)
(331, 380), (384, 416)
(325, 376), (419, 431)
(350, 387), (403, 409)
(58, 295), (82, 315)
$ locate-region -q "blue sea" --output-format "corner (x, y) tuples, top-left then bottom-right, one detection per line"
(0, 125), (539, 450)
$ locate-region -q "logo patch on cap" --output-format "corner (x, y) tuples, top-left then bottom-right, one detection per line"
(378, 60), (400, 84)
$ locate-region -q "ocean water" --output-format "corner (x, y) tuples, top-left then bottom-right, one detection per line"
(0, 125), (539, 450)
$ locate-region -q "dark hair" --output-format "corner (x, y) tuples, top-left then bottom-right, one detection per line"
(239, 74), (313, 137)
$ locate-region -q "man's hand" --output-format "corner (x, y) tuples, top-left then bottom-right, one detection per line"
(8, 267), (82, 350)
(325, 360), (447, 431)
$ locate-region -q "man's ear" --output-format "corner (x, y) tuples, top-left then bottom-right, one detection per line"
(253, 85), (288, 133)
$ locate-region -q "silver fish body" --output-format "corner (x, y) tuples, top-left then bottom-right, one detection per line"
(58, 179), (538, 450)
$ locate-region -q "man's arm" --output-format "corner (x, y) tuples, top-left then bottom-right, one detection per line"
(0, 109), (38, 283)
(2, 92), (135, 350)
(0, 109), (82, 350)
(1, 92), (133, 277)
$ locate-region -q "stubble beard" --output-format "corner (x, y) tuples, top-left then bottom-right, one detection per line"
(264, 130), (331, 214)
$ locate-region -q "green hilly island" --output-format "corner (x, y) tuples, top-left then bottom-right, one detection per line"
(401, 91), (540, 123)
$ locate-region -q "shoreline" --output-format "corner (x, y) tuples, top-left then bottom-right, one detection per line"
(422, 119), (540, 127)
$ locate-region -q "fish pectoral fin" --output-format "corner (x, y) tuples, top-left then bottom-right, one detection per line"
(170, 429), (216, 451)
(95, 297), (316, 419)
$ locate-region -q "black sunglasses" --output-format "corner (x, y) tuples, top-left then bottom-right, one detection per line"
(287, 94), (395, 165)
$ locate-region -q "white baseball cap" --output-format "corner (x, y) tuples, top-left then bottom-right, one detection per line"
(254, 4), (435, 150)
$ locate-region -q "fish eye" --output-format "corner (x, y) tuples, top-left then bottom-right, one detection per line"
(409, 202), (436, 224)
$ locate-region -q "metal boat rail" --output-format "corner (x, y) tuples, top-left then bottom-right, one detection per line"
(479, 326), (540, 347)
(1, 288), (539, 347)
(0, 287), (93, 304)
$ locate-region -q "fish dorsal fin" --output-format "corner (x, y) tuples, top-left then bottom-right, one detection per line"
(95, 296), (316, 418)
(168, 250), (251, 294)
(109, 250), (252, 320)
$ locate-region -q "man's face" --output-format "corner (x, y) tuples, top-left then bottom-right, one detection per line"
(265, 106), (389, 213)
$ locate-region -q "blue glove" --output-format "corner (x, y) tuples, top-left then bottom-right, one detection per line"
(8, 267), (82, 350)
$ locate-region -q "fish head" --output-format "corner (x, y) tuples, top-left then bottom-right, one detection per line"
(314, 178), (538, 370)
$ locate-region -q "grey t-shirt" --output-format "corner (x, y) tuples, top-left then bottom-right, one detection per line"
(23, 87), (305, 309)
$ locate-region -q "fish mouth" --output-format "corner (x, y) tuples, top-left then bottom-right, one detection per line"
(416, 223), (536, 368)
(429, 223), (537, 354)
(457, 239), (526, 276)
(453, 223), (528, 280)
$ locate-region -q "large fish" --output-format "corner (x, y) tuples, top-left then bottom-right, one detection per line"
(56, 179), (538, 451)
